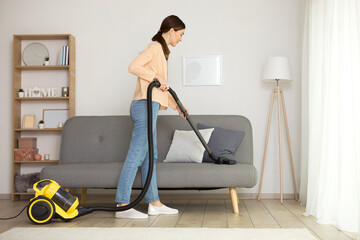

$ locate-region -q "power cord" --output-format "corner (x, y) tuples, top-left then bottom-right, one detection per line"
(0, 204), (29, 220)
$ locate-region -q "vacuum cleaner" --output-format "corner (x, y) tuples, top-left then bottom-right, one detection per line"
(25, 80), (236, 224)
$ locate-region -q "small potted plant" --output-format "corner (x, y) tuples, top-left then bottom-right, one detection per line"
(44, 57), (50, 66)
(38, 120), (45, 129)
(18, 89), (24, 98)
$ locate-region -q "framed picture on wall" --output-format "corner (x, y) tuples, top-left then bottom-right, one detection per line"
(43, 109), (69, 128)
(183, 55), (222, 86)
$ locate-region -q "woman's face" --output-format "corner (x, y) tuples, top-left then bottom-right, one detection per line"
(169, 28), (185, 47)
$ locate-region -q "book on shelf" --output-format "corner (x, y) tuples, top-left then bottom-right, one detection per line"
(58, 46), (69, 65)
(66, 46), (69, 65)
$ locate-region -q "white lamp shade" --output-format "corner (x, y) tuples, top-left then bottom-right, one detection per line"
(261, 57), (292, 83)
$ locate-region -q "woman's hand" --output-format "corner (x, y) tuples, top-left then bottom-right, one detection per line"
(176, 105), (189, 121)
(155, 76), (169, 91)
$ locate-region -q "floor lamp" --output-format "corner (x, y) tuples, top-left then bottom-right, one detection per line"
(257, 57), (298, 203)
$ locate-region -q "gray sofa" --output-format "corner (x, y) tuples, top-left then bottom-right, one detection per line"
(41, 115), (257, 213)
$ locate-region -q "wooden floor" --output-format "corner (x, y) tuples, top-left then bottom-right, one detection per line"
(0, 196), (357, 240)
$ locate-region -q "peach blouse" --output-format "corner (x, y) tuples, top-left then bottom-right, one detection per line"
(128, 41), (177, 110)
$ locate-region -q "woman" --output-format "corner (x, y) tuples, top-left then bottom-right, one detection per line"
(115, 15), (187, 219)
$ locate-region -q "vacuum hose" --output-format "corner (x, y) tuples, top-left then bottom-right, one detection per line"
(77, 80), (235, 217)
(77, 80), (161, 216)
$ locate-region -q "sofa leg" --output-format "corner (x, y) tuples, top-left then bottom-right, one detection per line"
(229, 187), (239, 214)
(81, 188), (87, 205)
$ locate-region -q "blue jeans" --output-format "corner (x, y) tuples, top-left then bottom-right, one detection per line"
(115, 100), (160, 204)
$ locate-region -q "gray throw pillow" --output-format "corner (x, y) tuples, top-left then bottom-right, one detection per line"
(197, 123), (245, 163)
(14, 172), (40, 192)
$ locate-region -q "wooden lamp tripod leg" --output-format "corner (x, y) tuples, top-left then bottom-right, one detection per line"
(280, 90), (298, 200)
(258, 88), (275, 200)
(276, 87), (284, 203)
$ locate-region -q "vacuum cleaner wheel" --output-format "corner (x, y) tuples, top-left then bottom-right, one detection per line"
(27, 196), (55, 224)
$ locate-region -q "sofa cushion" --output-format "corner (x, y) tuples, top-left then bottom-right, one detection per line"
(40, 162), (257, 189)
(41, 162), (131, 188)
(197, 123), (245, 163)
(59, 116), (133, 164)
(163, 128), (214, 163)
(156, 162), (257, 188)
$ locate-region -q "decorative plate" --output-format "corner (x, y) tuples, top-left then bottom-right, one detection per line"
(22, 42), (49, 66)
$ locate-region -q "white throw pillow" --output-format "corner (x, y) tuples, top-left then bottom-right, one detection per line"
(163, 128), (214, 163)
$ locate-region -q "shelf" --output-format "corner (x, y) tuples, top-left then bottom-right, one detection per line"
(14, 160), (59, 164)
(14, 34), (71, 40)
(15, 97), (69, 101)
(14, 128), (63, 132)
(15, 65), (69, 70)
(13, 192), (35, 196)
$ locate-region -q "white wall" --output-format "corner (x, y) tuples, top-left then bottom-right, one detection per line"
(0, 0), (304, 197)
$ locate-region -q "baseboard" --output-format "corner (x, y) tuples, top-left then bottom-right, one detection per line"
(0, 192), (298, 201)
(141, 193), (298, 200)
(241, 193), (299, 200)
(84, 192), (298, 200)
(0, 194), (11, 200)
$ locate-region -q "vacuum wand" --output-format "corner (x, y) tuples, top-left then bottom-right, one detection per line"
(168, 87), (236, 165)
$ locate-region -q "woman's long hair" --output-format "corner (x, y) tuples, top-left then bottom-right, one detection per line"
(152, 15), (185, 60)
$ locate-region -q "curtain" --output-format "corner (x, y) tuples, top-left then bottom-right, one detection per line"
(300, 0), (360, 232)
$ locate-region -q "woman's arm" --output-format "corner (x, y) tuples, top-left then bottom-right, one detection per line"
(176, 104), (188, 121)
(128, 45), (157, 82)
(168, 92), (188, 120)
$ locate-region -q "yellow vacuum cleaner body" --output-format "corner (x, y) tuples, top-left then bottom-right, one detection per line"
(27, 179), (80, 224)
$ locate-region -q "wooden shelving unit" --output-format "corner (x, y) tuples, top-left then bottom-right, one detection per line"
(15, 97), (70, 101)
(12, 34), (75, 201)
(14, 160), (59, 164)
(14, 128), (63, 132)
(15, 65), (69, 70)
(13, 192), (37, 196)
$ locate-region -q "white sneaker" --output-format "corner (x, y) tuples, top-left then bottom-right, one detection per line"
(115, 208), (148, 219)
(148, 204), (179, 216)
